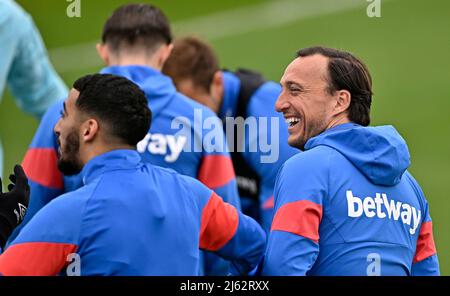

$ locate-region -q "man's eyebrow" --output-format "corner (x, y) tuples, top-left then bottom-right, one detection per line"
(285, 81), (305, 90)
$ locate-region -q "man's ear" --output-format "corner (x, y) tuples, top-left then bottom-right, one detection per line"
(333, 89), (351, 116)
(210, 71), (224, 113)
(81, 119), (99, 143)
(159, 43), (174, 68)
(96, 43), (110, 65)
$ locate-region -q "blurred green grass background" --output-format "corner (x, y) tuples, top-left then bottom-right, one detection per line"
(0, 0), (449, 274)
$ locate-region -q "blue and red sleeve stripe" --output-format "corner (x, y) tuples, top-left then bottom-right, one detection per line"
(413, 221), (437, 263)
(22, 147), (63, 189)
(197, 154), (241, 209)
(199, 192), (239, 251)
(271, 199), (323, 243)
(197, 154), (235, 189)
(199, 191), (265, 274)
(0, 242), (77, 276)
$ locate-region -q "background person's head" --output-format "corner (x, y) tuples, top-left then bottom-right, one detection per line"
(162, 36), (224, 113)
(276, 46), (373, 150)
(54, 74), (151, 175)
(96, 4), (173, 70)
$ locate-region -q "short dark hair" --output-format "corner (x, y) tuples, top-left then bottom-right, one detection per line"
(102, 4), (172, 54)
(162, 36), (219, 93)
(297, 46), (373, 126)
(73, 74), (151, 146)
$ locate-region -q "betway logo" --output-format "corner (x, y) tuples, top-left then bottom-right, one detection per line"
(346, 190), (421, 235)
(137, 133), (187, 163)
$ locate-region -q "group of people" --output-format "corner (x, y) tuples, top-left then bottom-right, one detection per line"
(0, 1), (439, 276)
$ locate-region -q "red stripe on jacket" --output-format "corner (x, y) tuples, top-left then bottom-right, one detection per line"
(413, 221), (437, 263)
(200, 192), (239, 251)
(262, 195), (274, 210)
(0, 242), (77, 276)
(197, 155), (235, 189)
(22, 148), (63, 189)
(271, 200), (323, 243)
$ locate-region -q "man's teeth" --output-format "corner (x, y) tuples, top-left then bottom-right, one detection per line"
(285, 117), (301, 126)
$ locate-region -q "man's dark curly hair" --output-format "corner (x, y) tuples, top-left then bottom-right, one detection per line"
(73, 73), (151, 146)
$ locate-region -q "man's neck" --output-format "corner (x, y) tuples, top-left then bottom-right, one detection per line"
(81, 143), (135, 168)
(108, 54), (162, 71)
(326, 115), (352, 130)
(200, 93), (222, 114)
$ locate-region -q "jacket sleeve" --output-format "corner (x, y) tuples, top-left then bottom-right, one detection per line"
(197, 153), (241, 209)
(192, 178), (265, 275)
(7, 101), (66, 243)
(2, 1), (67, 118)
(196, 115), (243, 275)
(262, 154), (326, 275)
(411, 198), (440, 275)
(241, 81), (299, 232)
(197, 114), (241, 210)
(0, 193), (82, 276)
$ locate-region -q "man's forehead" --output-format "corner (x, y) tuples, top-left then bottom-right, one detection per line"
(281, 54), (329, 84)
(66, 88), (80, 107)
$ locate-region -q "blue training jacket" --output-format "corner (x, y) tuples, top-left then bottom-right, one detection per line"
(0, 149), (265, 275)
(11, 65), (241, 275)
(262, 123), (439, 276)
(220, 71), (298, 232)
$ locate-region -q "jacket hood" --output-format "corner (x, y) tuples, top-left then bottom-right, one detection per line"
(305, 123), (410, 186)
(101, 65), (175, 117)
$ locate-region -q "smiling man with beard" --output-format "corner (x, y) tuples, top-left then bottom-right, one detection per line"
(261, 46), (439, 276)
(162, 37), (299, 233)
(0, 73), (265, 276)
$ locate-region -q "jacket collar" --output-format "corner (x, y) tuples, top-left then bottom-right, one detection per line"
(80, 149), (142, 185)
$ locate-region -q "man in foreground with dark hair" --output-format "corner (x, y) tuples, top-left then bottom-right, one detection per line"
(0, 74), (265, 276)
(262, 47), (439, 276)
(12, 4), (240, 276)
(163, 37), (298, 233)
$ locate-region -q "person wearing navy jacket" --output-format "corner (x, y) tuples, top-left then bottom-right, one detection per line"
(0, 73), (265, 276)
(262, 46), (439, 276)
(10, 4), (241, 276)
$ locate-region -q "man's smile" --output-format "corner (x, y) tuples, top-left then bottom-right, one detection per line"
(284, 115), (302, 133)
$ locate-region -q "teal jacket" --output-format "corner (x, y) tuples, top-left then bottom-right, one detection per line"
(0, 0), (67, 176)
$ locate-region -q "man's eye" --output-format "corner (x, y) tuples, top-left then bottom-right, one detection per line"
(60, 111), (65, 118)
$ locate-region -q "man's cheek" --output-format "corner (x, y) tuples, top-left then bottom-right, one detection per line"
(288, 133), (299, 145)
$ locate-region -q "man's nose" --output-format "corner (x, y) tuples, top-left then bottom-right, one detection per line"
(54, 118), (62, 136)
(275, 93), (289, 113)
